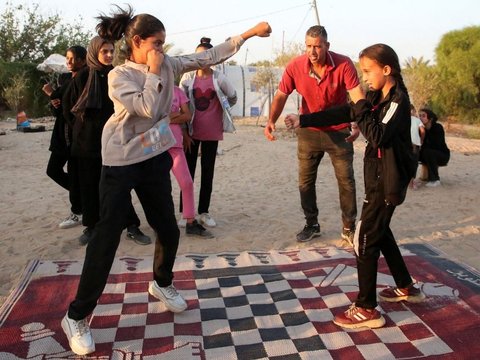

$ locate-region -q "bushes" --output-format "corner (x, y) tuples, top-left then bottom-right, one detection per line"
(0, 61), (50, 118)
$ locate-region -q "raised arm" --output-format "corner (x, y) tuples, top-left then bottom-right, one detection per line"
(240, 22), (272, 40)
(171, 22), (271, 76)
(284, 105), (351, 130)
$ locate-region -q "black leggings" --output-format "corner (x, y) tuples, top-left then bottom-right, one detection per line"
(181, 140), (218, 214)
(46, 151), (82, 215)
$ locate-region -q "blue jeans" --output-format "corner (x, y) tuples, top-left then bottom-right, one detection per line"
(297, 128), (357, 228)
(68, 152), (179, 320)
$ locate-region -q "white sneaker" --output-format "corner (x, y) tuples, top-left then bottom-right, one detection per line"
(59, 213), (82, 229)
(177, 218), (187, 228)
(148, 282), (187, 313)
(425, 180), (441, 187)
(61, 313), (95, 355)
(199, 213), (216, 227)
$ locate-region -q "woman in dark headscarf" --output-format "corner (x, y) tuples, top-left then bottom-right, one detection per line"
(71, 36), (150, 245)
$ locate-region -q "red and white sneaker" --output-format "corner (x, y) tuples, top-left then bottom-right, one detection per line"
(333, 304), (386, 329)
(378, 284), (425, 303)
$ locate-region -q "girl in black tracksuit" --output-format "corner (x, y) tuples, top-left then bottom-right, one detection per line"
(292, 44), (425, 329)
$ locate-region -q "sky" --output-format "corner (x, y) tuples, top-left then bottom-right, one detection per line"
(2, 0), (479, 65)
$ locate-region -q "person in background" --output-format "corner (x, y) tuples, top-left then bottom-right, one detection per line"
(418, 108), (450, 187)
(169, 85), (213, 238)
(42, 46), (86, 230)
(60, 4), (271, 355)
(285, 43), (425, 329)
(264, 25), (364, 245)
(409, 105), (425, 189)
(69, 36), (151, 246)
(180, 37), (238, 229)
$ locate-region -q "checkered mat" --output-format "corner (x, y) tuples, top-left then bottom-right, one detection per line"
(1, 244), (479, 359)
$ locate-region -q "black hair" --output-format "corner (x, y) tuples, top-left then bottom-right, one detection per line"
(66, 45), (87, 60)
(95, 5), (165, 57)
(359, 43), (410, 102)
(419, 108), (438, 124)
(196, 37), (213, 50)
(306, 25), (328, 41)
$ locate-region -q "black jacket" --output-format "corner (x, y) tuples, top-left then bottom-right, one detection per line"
(70, 66), (114, 158)
(421, 122), (450, 162)
(299, 85), (416, 205)
(48, 73), (73, 153)
(353, 86), (416, 206)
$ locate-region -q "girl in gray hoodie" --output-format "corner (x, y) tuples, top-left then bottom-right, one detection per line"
(60, 4), (271, 356)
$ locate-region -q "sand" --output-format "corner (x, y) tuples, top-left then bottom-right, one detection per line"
(1, 117), (479, 307)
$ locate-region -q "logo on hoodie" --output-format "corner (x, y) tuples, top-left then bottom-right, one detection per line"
(140, 121), (175, 155)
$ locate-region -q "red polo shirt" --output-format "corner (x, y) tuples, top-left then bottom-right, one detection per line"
(278, 51), (359, 131)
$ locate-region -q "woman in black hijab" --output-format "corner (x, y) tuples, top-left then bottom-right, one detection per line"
(71, 36), (150, 245)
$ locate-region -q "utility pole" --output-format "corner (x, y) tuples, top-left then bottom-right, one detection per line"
(244, 48), (248, 67)
(312, 0), (321, 25)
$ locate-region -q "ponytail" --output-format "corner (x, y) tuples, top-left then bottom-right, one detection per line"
(95, 5), (165, 57)
(96, 4), (134, 42)
(393, 73), (410, 103)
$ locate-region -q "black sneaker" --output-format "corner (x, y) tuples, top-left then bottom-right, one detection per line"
(186, 220), (214, 239)
(126, 226), (152, 245)
(79, 227), (94, 246)
(296, 224), (321, 242)
(341, 227), (355, 247)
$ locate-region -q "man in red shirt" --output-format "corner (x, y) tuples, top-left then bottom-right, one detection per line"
(264, 25), (364, 244)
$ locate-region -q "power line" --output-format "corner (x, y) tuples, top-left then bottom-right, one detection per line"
(289, 6), (313, 42)
(169, 3), (311, 36)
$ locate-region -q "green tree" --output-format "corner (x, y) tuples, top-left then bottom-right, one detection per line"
(434, 26), (480, 123)
(1, 71), (28, 114)
(0, 1), (92, 63)
(403, 56), (439, 111)
(272, 41), (303, 67)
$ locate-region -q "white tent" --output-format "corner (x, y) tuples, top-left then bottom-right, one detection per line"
(37, 54), (68, 73)
(214, 64), (300, 118)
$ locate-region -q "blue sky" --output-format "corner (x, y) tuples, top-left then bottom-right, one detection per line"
(2, 0), (479, 65)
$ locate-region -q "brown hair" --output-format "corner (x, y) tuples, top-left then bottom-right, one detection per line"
(359, 43), (409, 101)
(96, 5), (165, 57)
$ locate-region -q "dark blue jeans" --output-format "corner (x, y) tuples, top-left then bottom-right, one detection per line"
(297, 128), (357, 229)
(68, 152), (179, 320)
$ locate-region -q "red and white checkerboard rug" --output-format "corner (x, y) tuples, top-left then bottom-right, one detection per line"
(1, 244), (479, 359)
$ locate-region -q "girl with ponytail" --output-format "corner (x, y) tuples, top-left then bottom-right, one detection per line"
(285, 43), (425, 330)
(61, 4), (271, 355)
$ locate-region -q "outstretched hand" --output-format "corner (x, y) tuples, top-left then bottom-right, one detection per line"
(345, 124), (360, 143)
(253, 22), (272, 37)
(242, 22), (272, 40)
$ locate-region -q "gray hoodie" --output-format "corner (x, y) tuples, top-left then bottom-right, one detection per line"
(102, 35), (245, 166)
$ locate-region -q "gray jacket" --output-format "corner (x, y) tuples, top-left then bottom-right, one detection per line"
(181, 69), (237, 134)
(102, 35), (245, 166)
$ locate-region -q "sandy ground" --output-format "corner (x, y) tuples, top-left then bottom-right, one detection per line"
(1, 117), (479, 307)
